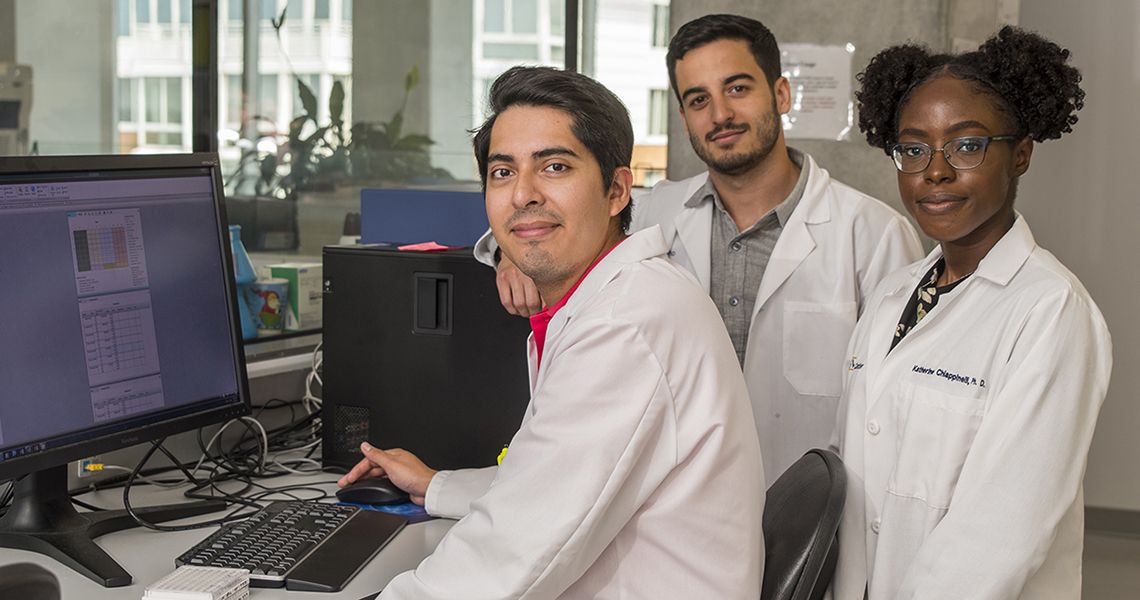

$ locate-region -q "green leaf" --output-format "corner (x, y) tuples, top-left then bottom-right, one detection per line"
(288, 115), (308, 145)
(393, 134), (435, 151)
(404, 65), (420, 92)
(272, 6), (287, 32)
(387, 111), (403, 143)
(329, 80), (345, 122)
(297, 78), (318, 119)
(259, 153), (278, 187)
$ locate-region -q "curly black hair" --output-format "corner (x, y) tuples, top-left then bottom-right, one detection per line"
(856, 26), (1085, 154)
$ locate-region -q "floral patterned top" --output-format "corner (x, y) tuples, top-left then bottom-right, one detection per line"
(888, 258), (970, 354)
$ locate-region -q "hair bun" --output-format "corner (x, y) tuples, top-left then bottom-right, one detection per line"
(974, 26), (1084, 140)
(855, 44), (944, 152)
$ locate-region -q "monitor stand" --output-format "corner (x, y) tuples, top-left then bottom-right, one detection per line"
(0, 464), (226, 587)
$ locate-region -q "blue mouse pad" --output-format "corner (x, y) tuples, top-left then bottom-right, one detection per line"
(339, 501), (435, 524)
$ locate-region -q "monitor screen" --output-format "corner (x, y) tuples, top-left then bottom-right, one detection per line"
(0, 154), (248, 480)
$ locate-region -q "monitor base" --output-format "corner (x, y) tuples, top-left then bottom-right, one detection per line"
(0, 465), (226, 587)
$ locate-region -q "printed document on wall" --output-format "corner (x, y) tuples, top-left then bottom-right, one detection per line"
(781, 43), (854, 141)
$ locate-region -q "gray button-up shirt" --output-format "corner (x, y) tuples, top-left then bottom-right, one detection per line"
(687, 148), (810, 364)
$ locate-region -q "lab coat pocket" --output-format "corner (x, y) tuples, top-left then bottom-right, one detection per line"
(888, 384), (985, 510)
(783, 301), (857, 397)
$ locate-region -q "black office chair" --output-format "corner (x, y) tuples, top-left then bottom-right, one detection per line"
(760, 449), (846, 600)
(0, 562), (61, 600)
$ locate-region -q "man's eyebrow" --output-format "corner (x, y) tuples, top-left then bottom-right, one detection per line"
(534, 147), (579, 159)
(487, 153), (514, 164)
(681, 85), (708, 101)
(723, 73), (756, 86)
(681, 72), (757, 100)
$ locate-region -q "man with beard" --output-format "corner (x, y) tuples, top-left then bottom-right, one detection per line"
(481, 14), (922, 480)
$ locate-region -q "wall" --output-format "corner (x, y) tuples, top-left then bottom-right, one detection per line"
(1018, 0), (1140, 511)
(14, 0), (116, 154)
(0, 0), (14, 62)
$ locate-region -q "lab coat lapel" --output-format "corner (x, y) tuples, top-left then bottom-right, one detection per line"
(531, 227), (670, 389)
(865, 250), (942, 410)
(752, 160), (830, 316)
(671, 175), (713, 291)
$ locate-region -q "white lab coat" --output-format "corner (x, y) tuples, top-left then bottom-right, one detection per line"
(635, 154), (922, 478)
(830, 215), (1112, 600)
(476, 153), (922, 479)
(383, 226), (764, 600)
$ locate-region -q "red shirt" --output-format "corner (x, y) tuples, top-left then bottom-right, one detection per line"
(528, 240), (625, 370)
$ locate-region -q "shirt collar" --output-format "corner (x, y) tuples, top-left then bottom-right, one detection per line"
(901, 213), (1037, 292)
(528, 237), (627, 367)
(683, 147), (810, 228)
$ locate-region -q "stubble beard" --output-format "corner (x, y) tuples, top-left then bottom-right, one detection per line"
(690, 107), (782, 176)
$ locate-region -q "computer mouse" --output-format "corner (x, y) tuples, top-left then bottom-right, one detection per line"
(335, 476), (411, 505)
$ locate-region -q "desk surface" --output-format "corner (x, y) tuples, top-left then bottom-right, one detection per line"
(0, 474), (451, 599)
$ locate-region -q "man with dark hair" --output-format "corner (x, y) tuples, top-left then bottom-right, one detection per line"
(482, 14), (923, 480)
(340, 66), (764, 599)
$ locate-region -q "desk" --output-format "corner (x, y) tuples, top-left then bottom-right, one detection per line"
(0, 474), (452, 599)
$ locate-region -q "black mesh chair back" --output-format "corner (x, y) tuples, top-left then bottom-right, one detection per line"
(760, 449), (846, 600)
(0, 562), (61, 600)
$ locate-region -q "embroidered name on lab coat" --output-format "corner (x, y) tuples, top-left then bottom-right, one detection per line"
(912, 364), (985, 388)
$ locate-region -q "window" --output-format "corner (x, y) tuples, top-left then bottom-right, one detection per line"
(648, 89), (668, 136)
(137, 76), (185, 148)
(158, 0), (172, 24)
(315, 0), (330, 20)
(180, 0), (191, 25)
(136, 0), (150, 24)
(117, 0), (131, 35)
(167, 77), (182, 123)
(512, 0), (538, 34)
(118, 78), (136, 122)
(262, 0), (278, 22)
(550, 0), (564, 36)
(259, 74), (279, 122)
(651, 4), (669, 48)
(584, 2), (671, 184)
(225, 75), (243, 128)
(485, 0), (506, 33)
(145, 78), (162, 122)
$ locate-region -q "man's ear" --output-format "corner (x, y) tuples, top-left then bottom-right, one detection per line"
(773, 76), (792, 115)
(607, 167), (634, 218)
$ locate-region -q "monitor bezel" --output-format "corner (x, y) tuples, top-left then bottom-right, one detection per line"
(0, 152), (252, 481)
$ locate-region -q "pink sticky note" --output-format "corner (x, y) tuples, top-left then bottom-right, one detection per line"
(398, 241), (456, 252)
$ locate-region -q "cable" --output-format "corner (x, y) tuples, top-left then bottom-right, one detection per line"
(122, 439), (261, 532)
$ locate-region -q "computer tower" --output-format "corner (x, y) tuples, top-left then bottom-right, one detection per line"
(321, 246), (532, 471)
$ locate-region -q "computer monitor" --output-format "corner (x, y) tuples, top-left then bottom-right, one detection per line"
(0, 153), (250, 586)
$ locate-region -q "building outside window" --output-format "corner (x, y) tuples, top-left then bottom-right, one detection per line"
(651, 3), (669, 48)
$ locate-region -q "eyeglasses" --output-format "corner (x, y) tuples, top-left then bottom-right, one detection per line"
(890, 135), (1019, 174)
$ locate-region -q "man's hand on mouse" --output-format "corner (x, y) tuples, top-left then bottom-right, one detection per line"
(337, 442), (437, 505)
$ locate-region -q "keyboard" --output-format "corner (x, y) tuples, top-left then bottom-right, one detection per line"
(175, 500), (406, 592)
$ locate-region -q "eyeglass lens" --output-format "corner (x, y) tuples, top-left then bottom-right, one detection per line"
(893, 137), (990, 173)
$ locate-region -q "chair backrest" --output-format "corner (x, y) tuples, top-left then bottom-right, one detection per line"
(0, 562), (61, 600)
(760, 449), (846, 600)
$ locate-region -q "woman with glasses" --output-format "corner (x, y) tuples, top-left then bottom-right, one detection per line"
(830, 27), (1112, 599)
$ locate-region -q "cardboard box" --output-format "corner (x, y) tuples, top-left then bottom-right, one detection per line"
(267, 263), (323, 330)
